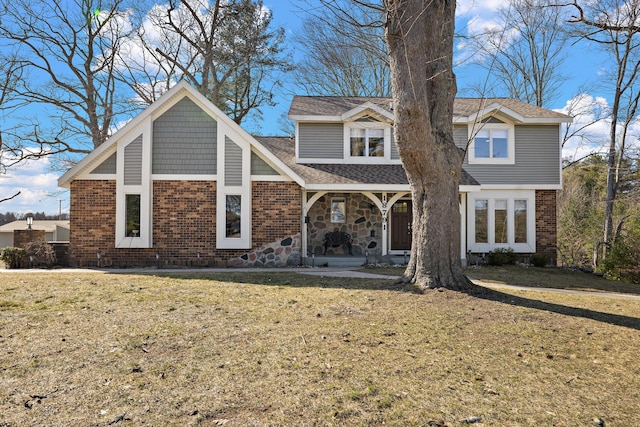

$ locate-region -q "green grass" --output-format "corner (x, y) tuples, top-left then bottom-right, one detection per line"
(0, 270), (638, 426)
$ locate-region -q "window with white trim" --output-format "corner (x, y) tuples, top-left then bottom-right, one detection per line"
(350, 128), (385, 157)
(217, 191), (251, 249)
(345, 123), (392, 161)
(125, 194), (141, 238)
(225, 195), (242, 238)
(468, 191), (535, 253)
(468, 124), (514, 164)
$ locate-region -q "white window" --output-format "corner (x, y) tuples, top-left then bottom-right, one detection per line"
(217, 191), (251, 249)
(350, 128), (385, 157)
(468, 124), (514, 164)
(116, 190), (150, 248)
(345, 123), (392, 162)
(468, 191), (535, 253)
(225, 195), (242, 238)
(125, 194), (141, 238)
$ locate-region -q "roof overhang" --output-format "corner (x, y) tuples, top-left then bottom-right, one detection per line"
(59, 81), (307, 188)
(290, 101), (394, 123)
(453, 102), (573, 125)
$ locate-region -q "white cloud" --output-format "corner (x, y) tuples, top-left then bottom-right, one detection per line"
(457, 0), (504, 17)
(455, 0), (514, 65)
(0, 157), (67, 215)
(557, 93), (640, 163)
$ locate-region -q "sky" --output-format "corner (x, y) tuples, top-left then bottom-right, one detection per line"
(0, 0), (625, 216)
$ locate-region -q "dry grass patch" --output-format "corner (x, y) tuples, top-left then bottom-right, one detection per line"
(363, 264), (640, 295)
(1, 271), (639, 426)
(464, 265), (640, 295)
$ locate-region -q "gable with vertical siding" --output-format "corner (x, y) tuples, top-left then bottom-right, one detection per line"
(152, 96), (217, 174)
(298, 123), (344, 159)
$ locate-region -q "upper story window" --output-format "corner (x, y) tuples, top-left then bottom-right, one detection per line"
(345, 122), (392, 162)
(468, 123), (514, 165)
(350, 128), (385, 157)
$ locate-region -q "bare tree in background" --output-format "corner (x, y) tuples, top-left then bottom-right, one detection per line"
(293, 1), (390, 97)
(569, 0), (640, 265)
(0, 54), (25, 203)
(127, 0), (290, 124)
(0, 0), (137, 163)
(465, 0), (569, 107)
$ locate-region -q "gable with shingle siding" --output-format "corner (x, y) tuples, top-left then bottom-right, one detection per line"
(152, 96), (218, 175)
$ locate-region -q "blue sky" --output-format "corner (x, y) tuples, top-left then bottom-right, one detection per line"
(0, 0), (619, 215)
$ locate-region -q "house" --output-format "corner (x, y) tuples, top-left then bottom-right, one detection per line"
(0, 220), (70, 249)
(58, 81), (571, 268)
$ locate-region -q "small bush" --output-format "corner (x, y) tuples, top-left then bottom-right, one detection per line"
(24, 241), (57, 268)
(487, 248), (518, 266)
(530, 254), (549, 267)
(1, 247), (27, 269)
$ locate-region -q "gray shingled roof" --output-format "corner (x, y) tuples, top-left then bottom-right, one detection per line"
(289, 96), (571, 121)
(255, 136), (479, 187)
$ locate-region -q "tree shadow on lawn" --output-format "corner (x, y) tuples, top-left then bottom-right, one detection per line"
(135, 270), (640, 330)
(133, 270), (422, 293)
(465, 285), (640, 331)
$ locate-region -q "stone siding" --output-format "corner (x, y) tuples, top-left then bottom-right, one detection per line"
(307, 193), (382, 256)
(69, 180), (302, 268)
(536, 189), (557, 265)
(228, 233), (302, 267)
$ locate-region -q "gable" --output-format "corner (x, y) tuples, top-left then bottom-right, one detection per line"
(90, 152), (117, 174)
(251, 152), (279, 175)
(152, 96), (217, 175)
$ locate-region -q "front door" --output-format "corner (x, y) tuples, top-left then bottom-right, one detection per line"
(391, 200), (412, 251)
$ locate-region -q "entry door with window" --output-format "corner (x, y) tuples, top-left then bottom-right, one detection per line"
(391, 200), (412, 251)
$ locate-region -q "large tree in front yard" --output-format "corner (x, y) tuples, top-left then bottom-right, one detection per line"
(384, 0), (473, 290)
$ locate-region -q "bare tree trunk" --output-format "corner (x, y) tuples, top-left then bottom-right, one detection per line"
(385, 0), (473, 291)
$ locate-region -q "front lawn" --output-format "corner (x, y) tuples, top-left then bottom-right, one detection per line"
(1, 270), (638, 426)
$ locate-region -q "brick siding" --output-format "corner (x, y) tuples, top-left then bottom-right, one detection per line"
(13, 229), (46, 248)
(69, 180), (301, 268)
(536, 189), (557, 265)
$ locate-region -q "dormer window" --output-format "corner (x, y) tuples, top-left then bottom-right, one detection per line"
(468, 122), (514, 165)
(345, 122), (392, 162)
(350, 128), (384, 157)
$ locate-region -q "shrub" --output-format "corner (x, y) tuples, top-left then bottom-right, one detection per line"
(602, 237), (639, 283)
(1, 247), (27, 269)
(530, 254), (549, 267)
(487, 248), (518, 266)
(24, 241), (57, 268)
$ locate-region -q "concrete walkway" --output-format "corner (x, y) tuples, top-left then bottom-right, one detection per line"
(470, 278), (640, 301)
(2, 266), (639, 301)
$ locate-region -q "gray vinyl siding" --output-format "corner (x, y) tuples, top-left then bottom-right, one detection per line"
(251, 152), (279, 175)
(152, 96), (217, 174)
(390, 128), (400, 160)
(124, 135), (143, 185)
(453, 125), (469, 149)
(298, 123), (344, 159)
(90, 152), (117, 174)
(457, 124), (561, 185)
(225, 137), (242, 186)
